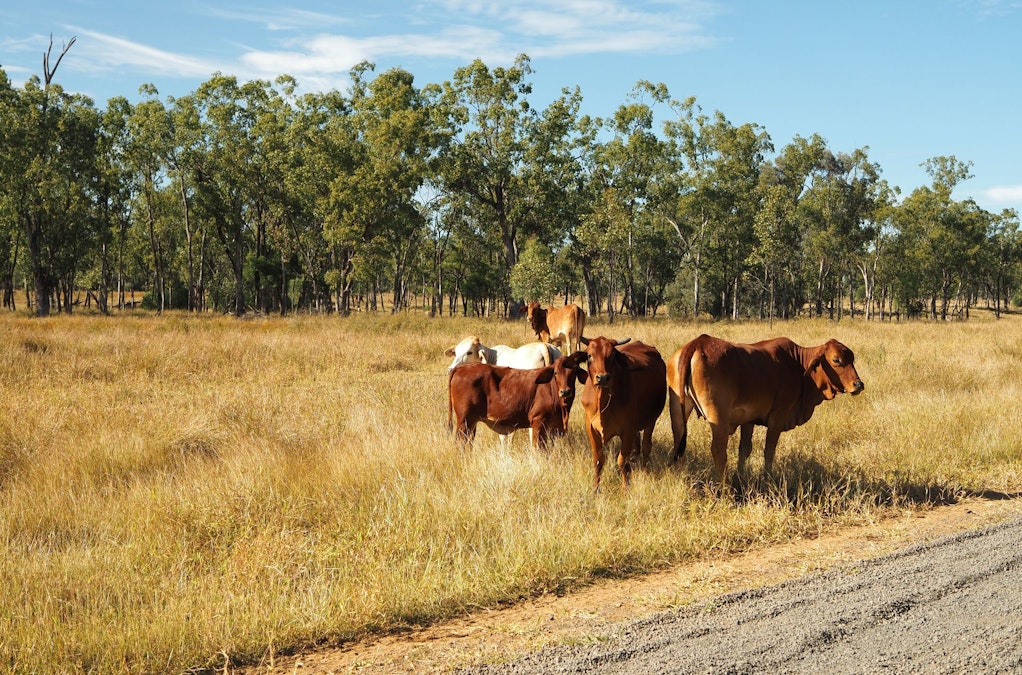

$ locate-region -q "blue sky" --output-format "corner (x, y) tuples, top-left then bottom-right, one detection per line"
(2, 0), (1021, 216)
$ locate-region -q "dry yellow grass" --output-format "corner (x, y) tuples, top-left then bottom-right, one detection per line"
(0, 311), (1020, 673)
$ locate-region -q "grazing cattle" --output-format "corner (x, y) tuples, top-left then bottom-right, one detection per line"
(666, 334), (865, 484)
(444, 336), (561, 371)
(447, 357), (583, 450)
(571, 336), (667, 490)
(522, 302), (586, 354)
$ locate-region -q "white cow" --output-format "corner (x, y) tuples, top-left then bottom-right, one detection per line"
(445, 336), (561, 371)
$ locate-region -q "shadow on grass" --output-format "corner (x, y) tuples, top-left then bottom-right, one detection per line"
(643, 446), (1021, 512)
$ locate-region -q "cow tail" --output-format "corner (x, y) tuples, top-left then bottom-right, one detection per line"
(668, 340), (700, 464)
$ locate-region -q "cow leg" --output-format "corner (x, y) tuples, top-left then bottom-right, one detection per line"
(456, 418), (476, 447)
(708, 422), (730, 484)
(587, 424), (607, 492)
(618, 434), (635, 489)
(763, 427), (783, 475)
(532, 422), (548, 451)
(668, 388), (692, 465)
(639, 426), (654, 469)
(737, 423), (755, 474)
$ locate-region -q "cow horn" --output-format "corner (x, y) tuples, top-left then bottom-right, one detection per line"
(615, 337), (631, 346)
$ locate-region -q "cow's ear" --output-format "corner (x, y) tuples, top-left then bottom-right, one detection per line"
(579, 336), (590, 346)
(535, 368), (555, 384)
(519, 305), (528, 314)
(563, 352), (587, 369)
(444, 347), (456, 357)
(576, 368), (588, 384)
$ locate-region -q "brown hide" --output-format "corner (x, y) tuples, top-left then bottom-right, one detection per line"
(447, 357), (583, 450)
(522, 302), (586, 354)
(574, 336), (667, 490)
(666, 334), (864, 482)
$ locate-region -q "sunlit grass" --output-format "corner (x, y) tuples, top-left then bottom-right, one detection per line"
(0, 310), (1020, 672)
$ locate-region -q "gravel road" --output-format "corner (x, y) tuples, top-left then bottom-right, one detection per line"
(461, 516), (1022, 674)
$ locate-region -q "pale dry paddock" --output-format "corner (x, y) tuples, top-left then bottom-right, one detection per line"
(0, 312), (1020, 673)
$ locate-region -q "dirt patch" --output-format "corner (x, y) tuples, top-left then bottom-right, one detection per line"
(243, 496), (1022, 674)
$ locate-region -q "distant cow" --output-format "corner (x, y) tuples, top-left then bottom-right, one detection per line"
(570, 336), (667, 490)
(445, 336), (561, 371)
(447, 357), (583, 450)
(666, 334), (865, 484)
(522, 302), (586, 354)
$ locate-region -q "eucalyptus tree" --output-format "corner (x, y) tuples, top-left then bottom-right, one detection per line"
(986, 209), (1021, 317)
(6, 37), (101, 315)
(350, 64), (438, 313)
(432, 54), (539, 305)
(123, 86), (177, 312)
(187, 74), (275, 316)
(316, 64), (438, 314)
(517, 85), (597, 308)
(651, 85), (771, 318)
(582, 91), (679, 318)
(92, 95), (137, 314)
(753, 134), (830, 319)
(800, 148), (885, 319)
(167, 93), (208, 310)
(245, 76), (306, 314)
(282, 89), (348, 312)
(891, 156), (986, 319)
(0, 68), (22, 308)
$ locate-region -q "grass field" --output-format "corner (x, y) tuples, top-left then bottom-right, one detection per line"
(1, 310), (1020, 673)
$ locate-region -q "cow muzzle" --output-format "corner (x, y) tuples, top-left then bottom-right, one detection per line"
(593, 373), (610, 388)
(849, 380), (865, 395)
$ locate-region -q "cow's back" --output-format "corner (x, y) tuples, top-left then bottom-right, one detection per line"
(620, 341), (667, 426)
(687, 335), (802, 428)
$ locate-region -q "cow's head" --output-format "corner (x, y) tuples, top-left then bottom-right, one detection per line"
(552, 354), (584, 405)
(444, 336), (485, 370)
(521, 302), (547, 337)
(579, 336), (631, 389)
(807, 339), (864, 400)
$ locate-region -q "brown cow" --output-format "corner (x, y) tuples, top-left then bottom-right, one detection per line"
(447, 357), (583, 450)
(571, 336), (667, 490)
(522, 302), (586, 354)
(666, 334), (864, 484)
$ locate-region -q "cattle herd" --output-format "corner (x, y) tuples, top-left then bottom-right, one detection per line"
(445, 302), (866, 492)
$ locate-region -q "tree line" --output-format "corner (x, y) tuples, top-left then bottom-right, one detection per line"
(2, 43), (1020, 320)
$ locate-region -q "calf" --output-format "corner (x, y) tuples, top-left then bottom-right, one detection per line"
(447, 357), (583, 450)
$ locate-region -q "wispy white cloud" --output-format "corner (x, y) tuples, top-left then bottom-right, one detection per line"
(10, 1), (719, 97)
(69, 27), (222, 79)
(968, 0), (1022, 17)
(202, 7), (351, 31)
(984, 185), (1022, 203)
(232, 0), (721, 85)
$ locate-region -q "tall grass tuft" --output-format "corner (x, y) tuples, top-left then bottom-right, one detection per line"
(0, 311), (1020, 672)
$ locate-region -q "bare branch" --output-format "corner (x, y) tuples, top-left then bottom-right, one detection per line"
(43, 33), (77, 86)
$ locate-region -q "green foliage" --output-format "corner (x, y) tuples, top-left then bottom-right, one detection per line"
(1, 55), (1019, 321)
(510, 237), (559, 301)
